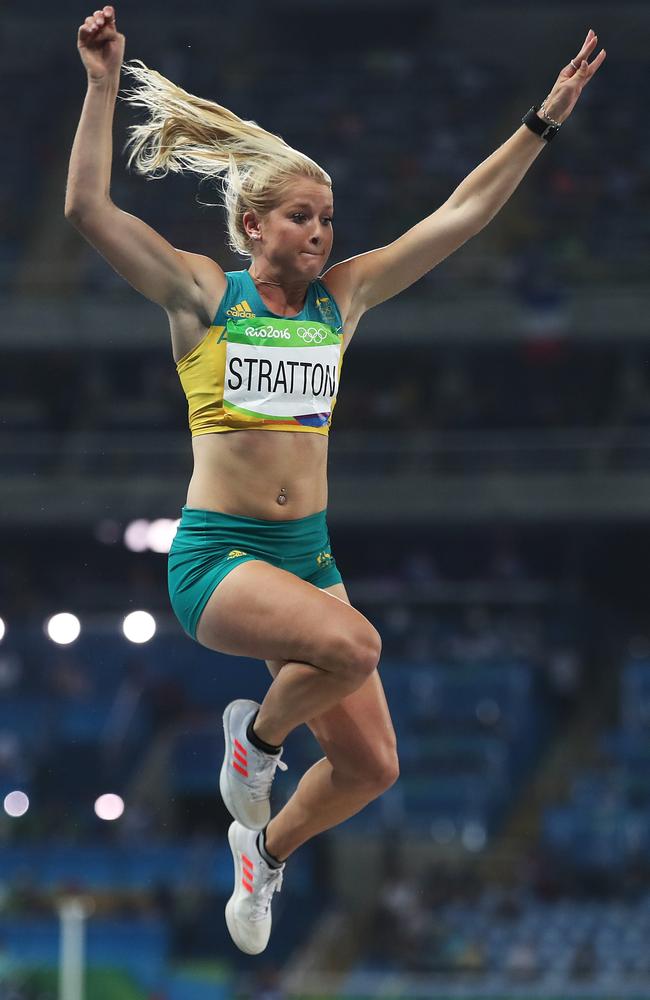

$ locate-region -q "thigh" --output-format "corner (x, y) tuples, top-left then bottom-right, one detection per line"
(266, 582), (397, 767)
(195, 560), (381, 672)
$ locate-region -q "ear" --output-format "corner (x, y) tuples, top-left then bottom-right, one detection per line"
(242, 210), (262, 241)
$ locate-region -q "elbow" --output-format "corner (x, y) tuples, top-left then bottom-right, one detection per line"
(64, 195), (111, 227)
(64, 203), (81, 225)
(64, 195), (88, 226)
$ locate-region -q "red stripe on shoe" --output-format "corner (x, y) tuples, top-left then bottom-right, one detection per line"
(233, 748), (247, 767)
(242, 854), (254, 872)
(233, 761), (248, 777)
(234, 738), (247, 757)
(242, 876), (253, 893)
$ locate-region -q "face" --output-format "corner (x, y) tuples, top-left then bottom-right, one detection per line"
(245, 178), (334, 277)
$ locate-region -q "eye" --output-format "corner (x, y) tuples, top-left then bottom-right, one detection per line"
(291, 213), (307, 223)
(322, 217), (333, 226)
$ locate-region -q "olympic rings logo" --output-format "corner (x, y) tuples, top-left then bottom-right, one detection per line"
(242, 324), (329, 344)
(297, 327), (327, 344)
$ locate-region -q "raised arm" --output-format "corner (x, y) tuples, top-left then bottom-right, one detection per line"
(64, 6), (224, 318)
(323, 28), (606, 327)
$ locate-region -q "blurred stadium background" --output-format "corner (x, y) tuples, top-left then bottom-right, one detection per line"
(2, 0), (649, 997)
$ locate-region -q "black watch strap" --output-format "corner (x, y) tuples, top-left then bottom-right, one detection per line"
(521, 105), (561, 143)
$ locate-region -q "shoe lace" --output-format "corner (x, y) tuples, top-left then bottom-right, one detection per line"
(250, 864), (284, 922)
(248, 749), (288, 802)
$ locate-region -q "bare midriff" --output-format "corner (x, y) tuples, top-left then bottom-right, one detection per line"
(185, 430), (329, 521)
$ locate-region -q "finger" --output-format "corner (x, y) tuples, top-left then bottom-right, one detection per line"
(575, 31), (598, 64)
(568, 45), (596, 77)
(79, 14), (115, 43)
(587, 49), (607, 76)
(79, 15), (97, 39)
(92, 7), (117, 33)
(578, 29), (597, 50)
(577, 27), (593, 51)
(576, 48), (606, 82)
(80, 16), (99, 39)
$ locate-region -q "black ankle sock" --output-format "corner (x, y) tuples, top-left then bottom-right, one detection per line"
(257, 827), (284, 869)
(246, 710), (282, 755)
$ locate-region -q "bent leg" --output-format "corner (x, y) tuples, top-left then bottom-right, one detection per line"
(263, 583), (400, 861)
(195, 561), (382, 745)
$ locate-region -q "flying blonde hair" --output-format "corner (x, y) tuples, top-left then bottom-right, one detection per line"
(120, 60), (332, 258)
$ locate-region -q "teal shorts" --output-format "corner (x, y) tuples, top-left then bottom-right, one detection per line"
(168, 506), (343, 640)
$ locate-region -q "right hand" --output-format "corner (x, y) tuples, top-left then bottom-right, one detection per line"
(77, 6), (125, 82)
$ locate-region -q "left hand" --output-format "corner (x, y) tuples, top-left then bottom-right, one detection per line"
(542, 28), (607, 123)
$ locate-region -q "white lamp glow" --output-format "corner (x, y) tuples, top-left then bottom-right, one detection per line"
(4, 791), (29, 817)
(122, 611), (156, 644)
(94, 793), (124, 821)
(124, 519), (150, 552)
(46, 613), (81, 645)
(147, 518), (179, 554)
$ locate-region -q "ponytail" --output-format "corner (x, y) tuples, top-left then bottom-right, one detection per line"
(120, 60), (331, 257)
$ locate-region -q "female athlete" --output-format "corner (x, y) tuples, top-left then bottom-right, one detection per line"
(65, 6), (605, 955)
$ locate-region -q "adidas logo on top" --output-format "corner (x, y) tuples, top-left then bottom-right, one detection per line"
(226, 300), (256, 319)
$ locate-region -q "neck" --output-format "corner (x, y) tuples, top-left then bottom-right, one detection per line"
(248, 262), (311, 310)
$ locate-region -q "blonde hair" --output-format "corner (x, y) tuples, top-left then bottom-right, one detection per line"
(120, 60), (332, 258)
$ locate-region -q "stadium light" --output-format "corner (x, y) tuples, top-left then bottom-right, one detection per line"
(4, 791), (29, 817)
(46, 613), (81, 645)
(124, 517), (180, 553)
(122, 610), (156, 643)
(124, 519), (149, 552)
(147, 518), (180, 553)
(94, 793), (125, 821)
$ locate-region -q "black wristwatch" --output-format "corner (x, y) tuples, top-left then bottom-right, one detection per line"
(521, 105), (561, 143)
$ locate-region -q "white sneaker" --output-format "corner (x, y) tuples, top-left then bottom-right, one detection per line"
(219, 699), (287, 831)
(225, 820), (285, 955)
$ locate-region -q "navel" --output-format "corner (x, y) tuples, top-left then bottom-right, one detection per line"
(276, 487), (287, 506)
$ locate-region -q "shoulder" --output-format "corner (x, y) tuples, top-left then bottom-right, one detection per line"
(319, 261), (364, 332)
(319, 263), (352, 319)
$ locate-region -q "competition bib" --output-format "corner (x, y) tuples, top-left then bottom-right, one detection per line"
(223, 317), (342, 426)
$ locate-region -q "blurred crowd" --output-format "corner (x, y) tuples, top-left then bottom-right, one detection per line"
(0, 344), (650, 458)
(363, 853), (650, 988)
(2, 6), (650, 995)
(1, 10), (647, 296)
(6, 343), (650, 438)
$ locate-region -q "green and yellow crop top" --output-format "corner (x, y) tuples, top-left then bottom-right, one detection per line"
(176, 268), (345, 437)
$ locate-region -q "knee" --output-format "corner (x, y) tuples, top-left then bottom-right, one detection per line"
(331, 627), (382, 684)
(355, 629), (382, 678)
(374, 749), (400, 793)
(350, 745), (400, 798)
